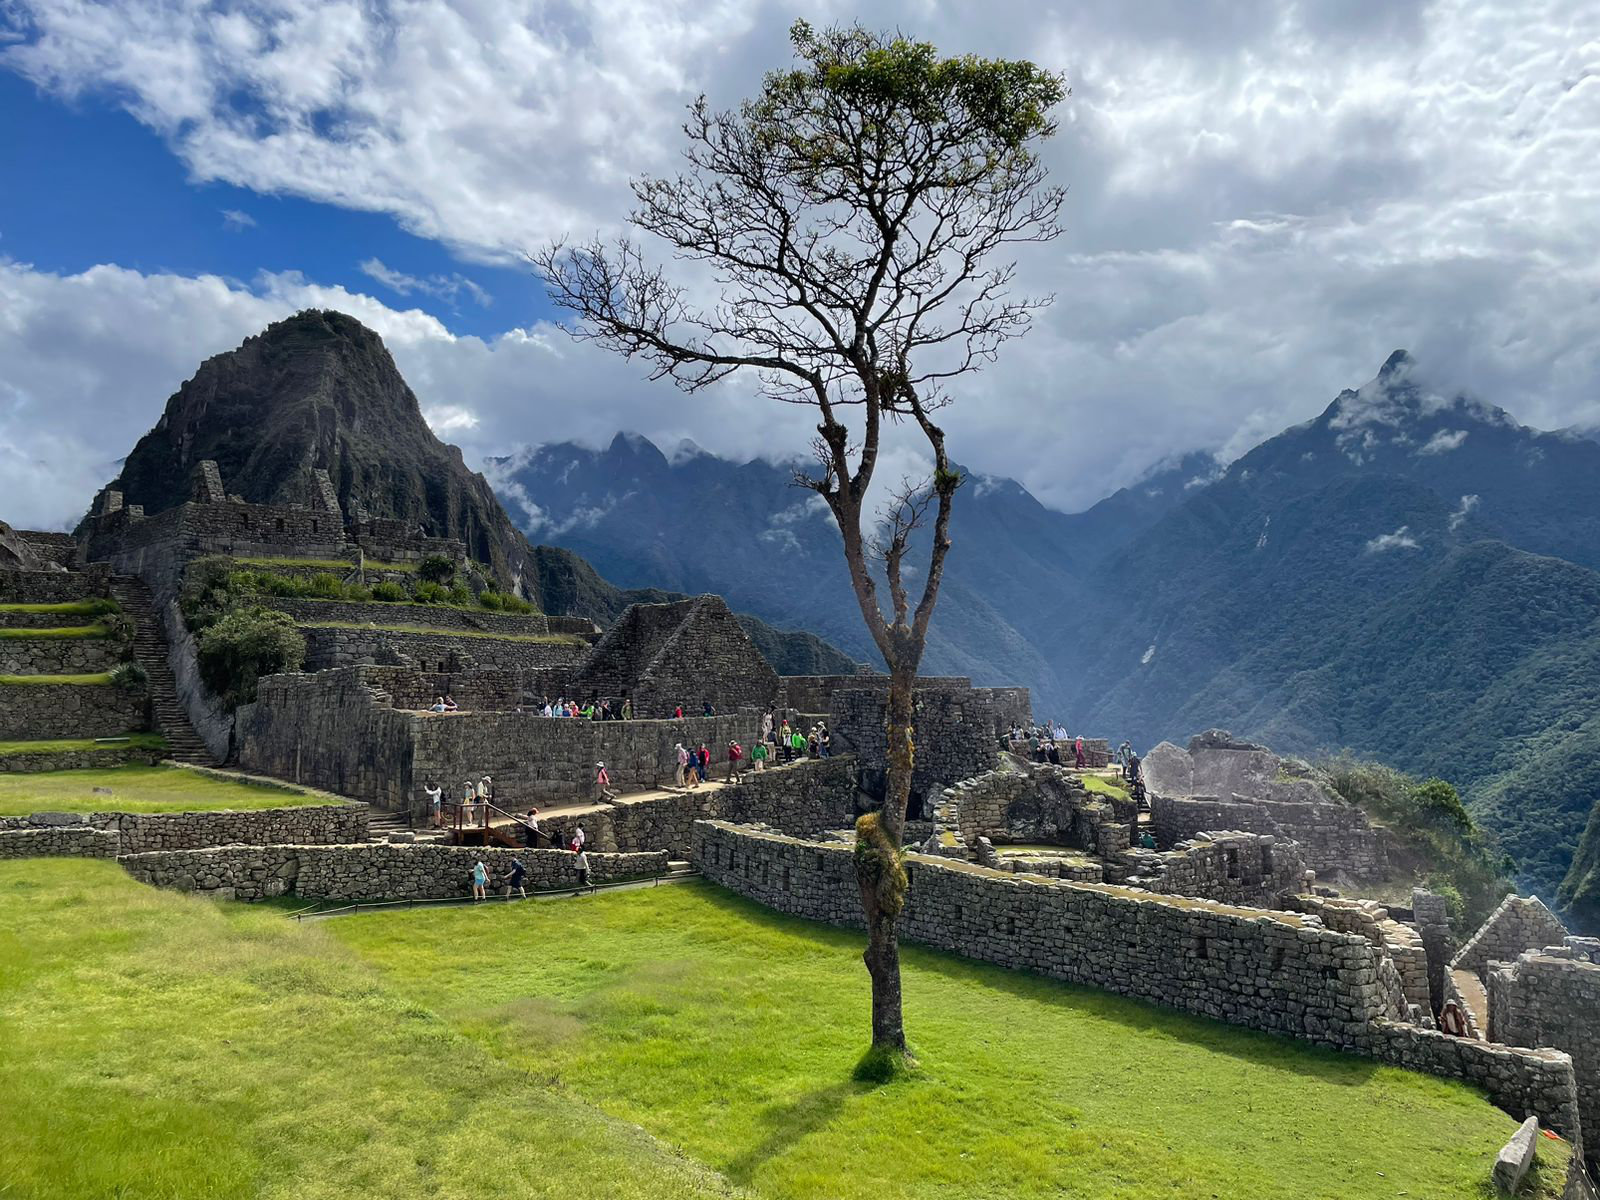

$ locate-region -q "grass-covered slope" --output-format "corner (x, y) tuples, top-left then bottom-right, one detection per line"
(4, 862), (1562, 1199)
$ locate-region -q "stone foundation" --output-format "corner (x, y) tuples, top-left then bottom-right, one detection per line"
(0, 683), (148, 740)
(0, 825), (120, 859)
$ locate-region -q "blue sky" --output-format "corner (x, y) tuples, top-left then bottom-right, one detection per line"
(1, 69), (548, 340)
(1, 0), (1596, 532)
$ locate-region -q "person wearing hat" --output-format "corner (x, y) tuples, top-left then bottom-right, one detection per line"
(674, 742), (690, 788)
(461, 779), (476, 828)
(595, 761), (617, 801)
(726, 738), (744, 783)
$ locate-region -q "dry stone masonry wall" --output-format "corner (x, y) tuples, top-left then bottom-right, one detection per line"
(0, 683), (147, 740)
(0, 637), (125, 675)
(693, 819), (1584, 1142)
(1454, 894), (1571, 978)
(0, 825), (120, 859)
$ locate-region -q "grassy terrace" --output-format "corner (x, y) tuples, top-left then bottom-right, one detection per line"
(0, 866), (1570, 1199)
(235, 554), (419, 572)
(0, 734), (167, 758)
(0, 764), (334, 814)
(0, 599), (118, 616)
(0, 672), (113, 686)
(297, 620), (581, 643)
(0, 624), (111, 639)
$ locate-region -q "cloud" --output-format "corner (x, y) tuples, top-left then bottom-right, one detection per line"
(1449, 493), (1480, 531)
(220, 208), (255, 230)
(2, 0), (1599, 523)
(358, 258), (491, 307)
(1365, 526), (1421, 553)
(1418, 428), (1469, 455)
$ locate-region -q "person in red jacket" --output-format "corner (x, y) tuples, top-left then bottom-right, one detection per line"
(674, 703), (684, 719)
(726, 739), (744, 783)
(697, 743), (711, 783)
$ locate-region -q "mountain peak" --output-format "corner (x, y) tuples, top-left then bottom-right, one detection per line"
(1378, 348), (1414, 379)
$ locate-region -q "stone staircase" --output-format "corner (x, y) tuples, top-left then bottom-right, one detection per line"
(110, 576), (217, 766)
(367, 805), (450, 844)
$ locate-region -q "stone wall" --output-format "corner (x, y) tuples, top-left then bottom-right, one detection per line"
(0, 743), (165, 773)
(262, 597), (584, 638)
(693, 819), (1584, 1142)
(935, 766), (1132, 859)
(1149, 792), (1387, 877)
(777, 674), (969, 713)
(0, 565), (112, 603)
(119, 842), (668, 901)
(0, 825), (120, 859)
(0, 636), (126, 675)
(1285, 895), (1432, 1015)
(300, 624), (588, 673)
(1454, 894), (1570, 978)
(0, 800), (365, 853)
(1129, 831), (1310, 910)
(1489, 941), (1600, 1170)
(831, 686), (1007, 804)
(0, 682), (148, 740)
(14, 530), (78, 568)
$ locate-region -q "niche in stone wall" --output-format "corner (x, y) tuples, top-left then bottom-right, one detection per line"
(1226, 848), (1241, 880)
(782, 865), (791, 891)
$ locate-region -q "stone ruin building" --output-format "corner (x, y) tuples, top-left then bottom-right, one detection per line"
(3, 462), (1598, 1194)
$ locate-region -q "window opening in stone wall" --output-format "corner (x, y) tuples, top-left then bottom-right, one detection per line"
(782, 865), (791, 891)
(815, 852), (825, 872)
(954, 903), (964, 922)
(1226, 848), (1241, 880)
(761, 862), (769, 886)
(1196, 935), (1210, 959)
(1006, 916), (1016, 936)
(239, 514), (250, 530)
(275, 518), (285, 533)
(1261, 846), (1274, 873)
(311, 519), (319, 533)
(1270, 946), (1285, 972)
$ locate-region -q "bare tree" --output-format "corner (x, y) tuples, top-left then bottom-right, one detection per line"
(535, 20), (1066, 1065)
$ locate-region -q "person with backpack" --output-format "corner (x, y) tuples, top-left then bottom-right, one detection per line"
(697, 743), (711, 783)
(470, 859), (489, 902)
(595, 761), (617, 801)
(505, 857), (527, 899)
(791, 727), (807, 760)
(751, 738), (768, 772)
(726, 739), (744, 783)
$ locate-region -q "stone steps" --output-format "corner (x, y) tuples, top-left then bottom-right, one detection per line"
(110, 576), (218, 767)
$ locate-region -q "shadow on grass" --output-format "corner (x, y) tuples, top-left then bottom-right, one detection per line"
(721, 1081), (859, 1186)
(690, 880), (1382, 1089)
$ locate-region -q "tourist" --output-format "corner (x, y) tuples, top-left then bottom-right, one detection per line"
(818, 725), (831, 758)
(595, 761), (617, 801)
(727, 739), (744, 783)
(522, 807), (541, 848)
(1074, 736), (1086, 770)
(477, 775), (494, 823)
(461, 779), (476, 826)
(1439, 999), (1469, 1037)
(574, 823), (586, 849)
(573, 847), (590, 891)
(778, 719), (793, 762)
(470, 858), (489, 901)
(807, 726), (820, 758)
(1138, 829), (1157, 850)
(443, 695), (459, 712)
(791, 727), (807, 761)
(674, 703), (684, 719)
(697, 743), (711, 783)
(505, 857), (527, 899)
(761, 708), (773, 744)
(703, 700), (715, 717)
(766, 721), (780, 766)
(424, 782), (443, 827)
(621, 696), (633, 720)
(675, 742), (690, 788)
(752, 738), (768, 771)
(429, 696), (447, 712)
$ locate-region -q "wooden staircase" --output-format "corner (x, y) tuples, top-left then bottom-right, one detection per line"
(110, 575), (218, 767)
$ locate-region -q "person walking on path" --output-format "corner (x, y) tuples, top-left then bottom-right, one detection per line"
(675, 743), (690, 788)
(697, 743), (711, 783)
(505, 857), (527, 899)
(818, 726), (831, 758)
(461, 779), (477, 827)
(752, 738), (768, 772)
(791, 727), (807, 761)
(471, 858), (489, 902)
(573, 848), (590, 891)
(1074, 736), (1086, 770)
(424, 782), (442, 827)
(595, 761), (618, 801)
(726, 739), (744, 783)
(622, 696), (633, 720)
(521, 808), (541, 848)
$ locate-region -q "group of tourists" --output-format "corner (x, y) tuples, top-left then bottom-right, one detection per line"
(1007, 722), (1088, 769)
(536, 695), (634, 720)
(422, 775), (499, 827)
(759, 709), (832, 763)
(466, 843), (591, 903)
(427, 695), (459, 713)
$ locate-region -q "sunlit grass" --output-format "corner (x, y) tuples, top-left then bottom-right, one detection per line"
(0, 623), (112, 639)
(0, 733), (167, 758)
(0, 672), (113, 685)
(0, 764), (334, 814)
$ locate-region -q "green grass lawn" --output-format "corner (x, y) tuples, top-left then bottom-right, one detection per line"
(0, 764), (333, 814)
(236, 554), (419, 572)
(0, 672), (114, 685)
(1082, 772), (1131, 801)
(0, 733), (168, 757)
(0, 865), (1572, 1200)
(0, 598), (118, 615)
(0, 623), (111, 639)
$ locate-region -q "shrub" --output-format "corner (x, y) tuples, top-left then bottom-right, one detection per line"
(414, 582), (449, 604)
(197, 607), (306, 709)
(1411, 779), (1473, 835)
(418, 555), (456, 584)
(101, 612), (136, 643)
(447, 583), (472, 607)
(500, 593), (536, 614)
(371, 581), (407, 602)
(108, 661), (147, 691)
(306, 572), (346, 600)
(477, 589), (505, 611)
(346, 584), (373, 602)
(179, 557), (238, 632)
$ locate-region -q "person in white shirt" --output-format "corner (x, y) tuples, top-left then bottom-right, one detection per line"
(573, 848), (590, 890)
(424, 783), (443, 827)
(574, 824), (586, 848)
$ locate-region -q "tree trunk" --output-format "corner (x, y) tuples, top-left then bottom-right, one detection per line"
(855, 662), (916, 1053)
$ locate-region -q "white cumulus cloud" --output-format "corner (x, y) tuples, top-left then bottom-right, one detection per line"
(1365, 526), (1421, 553)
